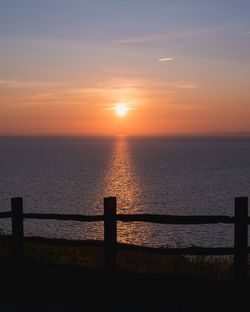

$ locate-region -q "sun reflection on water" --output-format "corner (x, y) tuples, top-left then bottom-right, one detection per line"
(103, 136), (140, 212)
(102, 136), (151, 245)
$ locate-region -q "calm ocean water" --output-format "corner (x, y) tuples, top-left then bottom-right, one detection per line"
(0, 136), (249, 247)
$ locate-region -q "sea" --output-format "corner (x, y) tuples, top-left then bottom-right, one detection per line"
(0, 135), (249, 248)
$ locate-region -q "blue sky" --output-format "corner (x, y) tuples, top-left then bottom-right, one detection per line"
(1, 1), (249, 38)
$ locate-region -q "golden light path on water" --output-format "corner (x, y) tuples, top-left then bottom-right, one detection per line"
(102, 136), (151, 245)
(86, 136), (235, 248)
(103, 136), (139, 211)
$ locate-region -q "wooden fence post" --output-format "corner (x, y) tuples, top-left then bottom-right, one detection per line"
(11, 197), (24, 260)
(104, 197), (117, 273)
(234, 197), (248, 283)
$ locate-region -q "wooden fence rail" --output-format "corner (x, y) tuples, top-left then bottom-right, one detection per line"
(0, 196), (249, 281)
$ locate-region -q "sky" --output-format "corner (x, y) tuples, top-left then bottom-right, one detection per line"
(0, 0), (250, 135)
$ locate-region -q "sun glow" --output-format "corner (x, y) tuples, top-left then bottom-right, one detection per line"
(115, 103), (128, 117)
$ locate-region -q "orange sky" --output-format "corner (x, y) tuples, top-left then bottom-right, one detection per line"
(1, 75), (249, 135)
(0, 1), (250, 135)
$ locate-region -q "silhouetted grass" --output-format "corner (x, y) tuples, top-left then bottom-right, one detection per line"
(0, 238), (238, 281)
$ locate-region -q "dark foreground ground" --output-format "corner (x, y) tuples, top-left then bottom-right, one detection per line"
(0, 259), (249, 312)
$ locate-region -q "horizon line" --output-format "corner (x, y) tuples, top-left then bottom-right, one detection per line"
(1, 131), (250, 138)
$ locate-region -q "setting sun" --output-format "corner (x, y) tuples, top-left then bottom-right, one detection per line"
(115, 103), (128, 117)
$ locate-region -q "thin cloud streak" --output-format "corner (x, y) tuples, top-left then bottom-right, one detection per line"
(116, 26), (235, 44)
(0, 79), (56, 89)
(158, 57), (175, 62)
(174, 82), (198, 89)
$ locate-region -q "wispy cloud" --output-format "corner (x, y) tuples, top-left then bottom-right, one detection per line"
(0, 79), (53, 89)
(29, 93), (56, 100)
(117, 26), (233, 45)
(173, 82), (198, 89)
(152, 81), (199, 90)
(0, 76), (199, 111)
(158, 57), (175, 62)
(117, 34), (162, 44)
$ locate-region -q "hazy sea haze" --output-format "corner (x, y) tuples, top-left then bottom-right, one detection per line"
(0, 136), (249, 247)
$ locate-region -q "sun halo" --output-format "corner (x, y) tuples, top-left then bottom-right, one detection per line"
(115, 103), (128, 117)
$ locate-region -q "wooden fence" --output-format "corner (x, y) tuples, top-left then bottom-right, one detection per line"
(0, 196), (249, 282)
